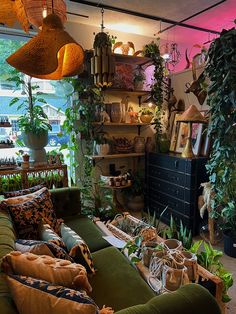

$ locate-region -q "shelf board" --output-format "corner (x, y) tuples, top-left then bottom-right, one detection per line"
(103, 183), (131, 190)
(92, 122), (149, 126)
(91, 153), (145, 160)
(105, 88), (150, 96)
(113, 54), (151, 66)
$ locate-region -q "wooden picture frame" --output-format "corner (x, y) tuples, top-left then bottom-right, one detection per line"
(175, 122), (204, 156)
(169, 113), (182, 152)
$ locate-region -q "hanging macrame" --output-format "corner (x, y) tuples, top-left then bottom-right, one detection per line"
(90, 9), (115, 87)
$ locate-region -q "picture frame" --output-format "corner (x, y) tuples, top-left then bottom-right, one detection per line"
(169, 112), (182, 152)
(175, 122), (204, 156)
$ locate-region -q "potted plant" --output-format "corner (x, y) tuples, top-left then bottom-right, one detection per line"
(204, 25), (236, 257)
(123, 171), (145, 211)
(8, 71), (51, 164)
(139, 107), (154, 123)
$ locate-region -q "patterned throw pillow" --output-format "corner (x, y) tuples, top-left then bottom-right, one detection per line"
(15, 239), (73, 262)
(1, 188), (58, 239)
(61, 223), (95, 274)
(39, 223), (66, 249)
(7, 275), (100, 314)
(3, 184), (45, 198)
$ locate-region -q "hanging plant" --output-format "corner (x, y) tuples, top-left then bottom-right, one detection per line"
(143, 38), (164, 107)
(204, 25), (236, 238)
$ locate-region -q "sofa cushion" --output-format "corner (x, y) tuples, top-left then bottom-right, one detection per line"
(15, 239), (73, 261)
(60, 223), (95, 274)
(2, 251), (90, 290)
(7, 275), (100, 314)
(115, 284), (221, 314)
(64, 216), (110, 253)
(1, 188), (58, 239)
(39, 223), (66, 249)
(50, 187), (81, 218)
(90, 246), (155, 312)
(3, 184), (45, 198)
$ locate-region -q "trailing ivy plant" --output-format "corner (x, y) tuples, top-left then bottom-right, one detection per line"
(204, 25), (236, 236)
(143, 38), (164, 107)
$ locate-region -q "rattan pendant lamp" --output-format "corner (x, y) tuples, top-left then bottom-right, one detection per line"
(6, 1), (84, 80)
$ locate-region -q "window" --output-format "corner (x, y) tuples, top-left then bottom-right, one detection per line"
(0, 34), (70, 168)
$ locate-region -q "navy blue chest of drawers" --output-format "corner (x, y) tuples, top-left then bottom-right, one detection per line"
(146, 152), (208, 235)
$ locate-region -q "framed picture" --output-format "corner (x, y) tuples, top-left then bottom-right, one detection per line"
(175, 122), (204, 156)
(169, 113), (182, 152)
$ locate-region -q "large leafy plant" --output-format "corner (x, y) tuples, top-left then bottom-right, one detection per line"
(190, 241), (233, 302)
(8, 71), (51, 134)
(204, 25), (236, 236)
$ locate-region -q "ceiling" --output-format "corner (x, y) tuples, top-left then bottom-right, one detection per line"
(66, 0), (236, 44)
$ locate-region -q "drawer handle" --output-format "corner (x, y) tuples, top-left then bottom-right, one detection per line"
(174, 160), (179, 168)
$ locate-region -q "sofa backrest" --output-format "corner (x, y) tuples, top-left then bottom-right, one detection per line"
(50, 187), (81, 218)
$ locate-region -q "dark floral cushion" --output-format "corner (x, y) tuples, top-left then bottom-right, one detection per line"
(1, 188), (58, 239)
(39, 223), (66, 250)
(15, 239), (73, 262)
(7, 275), (100, 314)
(60, 223), (95, 274)
(3, 184), (45, 198)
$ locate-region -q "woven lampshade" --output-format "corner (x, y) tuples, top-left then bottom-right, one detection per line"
(6, 14), (84, 80)
(177, 104), (207, 123)
(22, 0), (66, 28)
(0, 0), (29, 32)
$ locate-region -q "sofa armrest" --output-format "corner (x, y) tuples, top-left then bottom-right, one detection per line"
(49, 187), (81, 218)
(115, 284), (221, 314)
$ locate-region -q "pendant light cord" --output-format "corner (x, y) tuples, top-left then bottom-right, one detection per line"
(100, 8), (105, 32)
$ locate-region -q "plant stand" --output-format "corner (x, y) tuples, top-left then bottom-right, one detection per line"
(94, 214), (225, 313)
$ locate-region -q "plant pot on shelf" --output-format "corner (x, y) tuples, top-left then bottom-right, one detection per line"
(223, 231), (236, 258)
(22, 131), (48, 165)
(140, 114), (153, 124)
(95, 143), (110, 155)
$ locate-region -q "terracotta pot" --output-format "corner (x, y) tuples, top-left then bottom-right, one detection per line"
(164, 239), (182, 251)
(140, 114), (153, 123)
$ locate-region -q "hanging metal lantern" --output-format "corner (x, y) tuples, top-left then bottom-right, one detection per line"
(90, 9), (115, 87)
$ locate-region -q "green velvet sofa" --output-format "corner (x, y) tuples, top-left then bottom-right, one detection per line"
(0, 187), (221, 314)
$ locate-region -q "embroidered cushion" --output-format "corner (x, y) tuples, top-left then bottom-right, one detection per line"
(39, 223), (65, 249)
(7, 275), (99, 314)
(3, 184), (45, 198)
(15, 239), (73, 262)
(2, 251), (91, 291)
(60, 223), (95, 274)
(1, 188), (58, 239)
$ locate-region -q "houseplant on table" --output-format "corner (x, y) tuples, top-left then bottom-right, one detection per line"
(204, 24), (236, 257)
(8, 71), (51, 165)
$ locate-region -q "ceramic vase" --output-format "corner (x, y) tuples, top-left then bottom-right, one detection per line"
(145, 137), (155, 153)
(111, 102), (122, 123)
(134, 136), (145, 153)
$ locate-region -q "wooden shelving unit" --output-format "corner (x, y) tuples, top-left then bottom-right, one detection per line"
(105, 88), (150, 96)
(92, 122), (149, 126)
(91, 153), (145, 160)
(113, 54), (151, 67)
